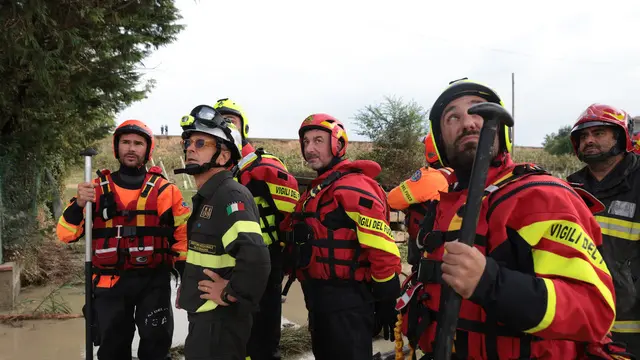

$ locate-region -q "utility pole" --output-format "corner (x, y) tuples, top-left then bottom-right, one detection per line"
(511, 72), (515, 157)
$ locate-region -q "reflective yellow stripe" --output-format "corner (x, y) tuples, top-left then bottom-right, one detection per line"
(187, 251), (236, 269)
(611, 320), (640, 333)
(254, 197), (279, 246)
(346, 211), (401, 257)
(59, 218), (78, 233)
(174, 212), (190, 226)
(399, 182), (414, 205)
(221, 220), (262, 248)
(137, 191), (148, 225)
(372, 273), (395, 282)
(258, 214), (278, 246)
(517, 220), (609, 275)
(524, 278), (556, 333)
(196, 300), (218, 312)
(266, 182), (300, 202)
(102, 176), (113, 228)
(273, 198), (295, 213)
(596, 215), (640, 241)
(531, 249), (616, 318)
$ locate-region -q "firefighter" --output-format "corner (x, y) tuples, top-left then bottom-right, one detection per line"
(174, 105), (270, 360)
(567, 104), (640, 356)
(387, 133), (451, 265)
(397, 79), (620, 359)
(213, 98), (299, 360)
(282, 113), (402, 360)
(56, 120), (190, 360)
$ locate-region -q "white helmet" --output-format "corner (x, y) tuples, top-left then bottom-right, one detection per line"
(175, 105), (242, 175)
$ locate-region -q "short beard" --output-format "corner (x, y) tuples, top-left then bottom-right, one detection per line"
(447, 138), (498, 184)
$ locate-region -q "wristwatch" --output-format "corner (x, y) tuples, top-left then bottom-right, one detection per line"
(221, 288), (233, 304)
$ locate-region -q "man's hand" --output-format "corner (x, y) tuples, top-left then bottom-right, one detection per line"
(198, 269), (237, 306)
(374, 299), (398, 342)
(76, 182), (98, 208)
(441, 240), (486, 299)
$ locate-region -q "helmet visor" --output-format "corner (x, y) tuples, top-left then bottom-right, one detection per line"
(571, 120), (615, 134)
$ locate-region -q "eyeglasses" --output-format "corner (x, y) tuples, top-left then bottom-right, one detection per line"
(181, 138), (217, 150)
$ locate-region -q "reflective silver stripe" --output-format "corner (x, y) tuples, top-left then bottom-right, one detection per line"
(129, 246), (154, 252)
(485, 184), (499, 193)
(238, 152), (258, 170)
(146, 181), (155, 187)
(95, 248), (117, 254)
(100, 180), (109, 186)
(597, 221), (640, 236)
(611, 321), (640, 333)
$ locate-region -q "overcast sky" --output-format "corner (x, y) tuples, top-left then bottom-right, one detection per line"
(116, 0), (640, 147)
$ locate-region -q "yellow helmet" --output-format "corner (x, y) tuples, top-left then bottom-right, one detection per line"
(214, 98), (249, 139)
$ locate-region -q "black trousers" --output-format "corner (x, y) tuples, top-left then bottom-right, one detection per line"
(302, 280), (375, 360)
(184, 304), (254, 360)
(93, 271), (173, 360)
(246, 268), (283, 360)
(611, 332), (640, 358)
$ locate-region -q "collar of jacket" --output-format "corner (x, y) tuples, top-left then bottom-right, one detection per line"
(568, 153), (640, 197)
(447, 153), (514, 192)
(195, 170), (233, 200)
(308, 159), (383, 188)
(242, 142), (256, 158)
(111, 164), (148, 190)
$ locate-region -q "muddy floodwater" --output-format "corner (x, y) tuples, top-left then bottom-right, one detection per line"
(0, 280), (189, 360)
(0, 267), (409, 360)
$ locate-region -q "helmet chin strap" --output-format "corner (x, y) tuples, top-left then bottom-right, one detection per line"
(174, 145), (233, 175)
(578, 129), (625, 164)
(579, 146), (621, 164)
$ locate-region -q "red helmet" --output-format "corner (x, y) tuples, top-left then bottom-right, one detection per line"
(113, 119), (155, 162)
(570, 104), (633, 155)
(421, 133), (439, 165)
(298, 113), (349, 159)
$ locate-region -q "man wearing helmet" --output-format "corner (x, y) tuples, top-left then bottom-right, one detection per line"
(397, 79), (619, 359)
(174, 105), (270, 360)
(281, 114), (402, 360)
(56, 120), (190, 360)
(213, 98), (299, 360)
(567, 104), (640, 356)
(387, 133), (451, 265)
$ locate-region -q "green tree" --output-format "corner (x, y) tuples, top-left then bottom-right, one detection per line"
(354, 96), (428, 186)
(542, 125), (574, 156)
(0, 0), (184, 256)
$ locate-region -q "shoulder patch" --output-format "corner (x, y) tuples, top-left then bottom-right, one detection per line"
(225, 201), (245, 215)
(359, 197), (374, 209)
(181, 201), (190, 209)
(200, 205), (213, 219)
(410, 169), (422, 182)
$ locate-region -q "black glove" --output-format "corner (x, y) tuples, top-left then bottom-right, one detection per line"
(374, 298), (398, 341)
(371, 274), (401, 342)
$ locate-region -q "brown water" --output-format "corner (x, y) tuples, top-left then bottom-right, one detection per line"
(0, 271), (409, 360)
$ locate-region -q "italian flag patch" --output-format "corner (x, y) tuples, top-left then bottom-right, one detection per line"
(226, 201), (245, 215)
